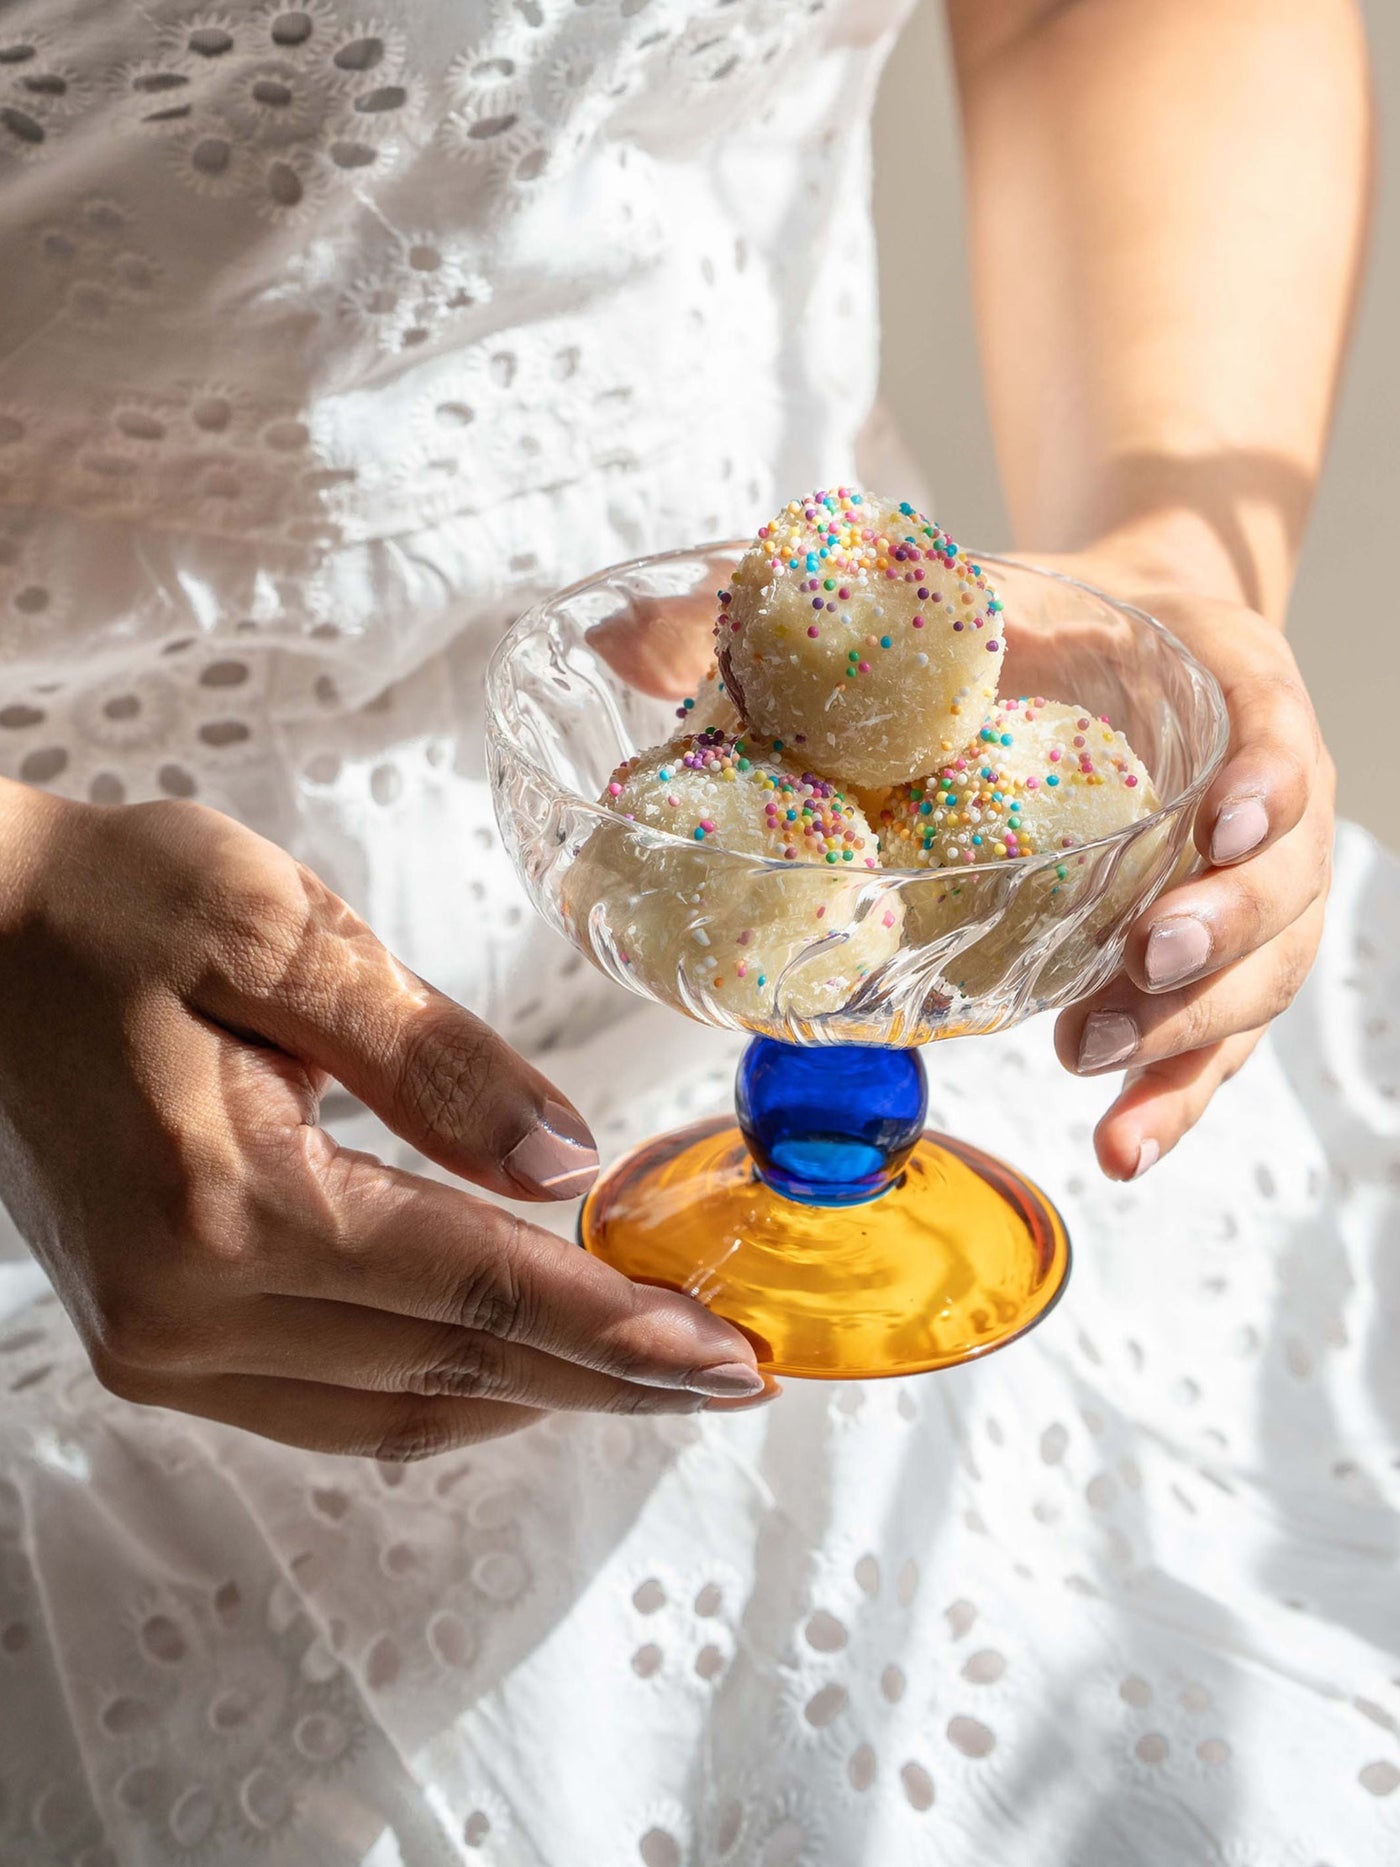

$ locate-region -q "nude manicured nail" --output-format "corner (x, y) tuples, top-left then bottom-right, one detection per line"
(703, 1379), (781, 1412)
(1078, 1011), (1139, 1074)
(503, 1098), (600, 1197)
(686, 1361), (768, 1399)
(1145, 916), (1212, 989)
(1211, 798), (1269, 866)
(1131, 1138), (1160, 1180)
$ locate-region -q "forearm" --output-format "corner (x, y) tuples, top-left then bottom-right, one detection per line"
(946, 0), (1373, 621)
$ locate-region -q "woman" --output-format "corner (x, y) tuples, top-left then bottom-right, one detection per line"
(0, 0), (1390, 1861)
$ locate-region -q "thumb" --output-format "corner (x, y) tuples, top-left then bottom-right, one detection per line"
(586, 590), (719, 699)
(193, 874), (599, 1203)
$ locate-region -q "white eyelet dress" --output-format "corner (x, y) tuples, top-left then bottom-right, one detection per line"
(0, 4), (1398, 1864)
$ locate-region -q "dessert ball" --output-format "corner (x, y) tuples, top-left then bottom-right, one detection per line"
(870, 697), (1158, 871)
(565, 727), (903, 1025)
(602, 728), (881, 861)
(873, 699), (1164, 1005)
(717, 489), (1005, 789)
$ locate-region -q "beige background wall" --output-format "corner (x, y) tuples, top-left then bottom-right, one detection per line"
(872, 0), (1399, 850)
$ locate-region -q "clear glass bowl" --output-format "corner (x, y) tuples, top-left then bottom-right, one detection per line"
(487, 542), (1229, 1050)
(486, 541), (1228, 1380)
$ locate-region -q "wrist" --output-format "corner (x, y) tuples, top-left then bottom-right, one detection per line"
(1021, 509), (1292, 626)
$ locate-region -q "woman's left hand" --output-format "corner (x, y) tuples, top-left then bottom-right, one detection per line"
(1041, 563), (1334, 1181)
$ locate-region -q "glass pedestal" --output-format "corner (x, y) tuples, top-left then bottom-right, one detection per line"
(580, 1040), (1070, 1379)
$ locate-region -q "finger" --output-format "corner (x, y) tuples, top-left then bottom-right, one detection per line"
(1124, 816), (1331, 995)
(587, 591), (719, 698)
(271, 1139), (770, 1392)
(1144, 596), (1327, 869)
(210, 1294), (767, 1410)
(1090, 1029), (1265, 1181)
(104, 1364), (545, 1460)
(1055, 899), (1324, 1077)
(191, 871), (600, 1203)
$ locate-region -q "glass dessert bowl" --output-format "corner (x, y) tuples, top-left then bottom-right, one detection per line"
(487, 543), (1228, 1380)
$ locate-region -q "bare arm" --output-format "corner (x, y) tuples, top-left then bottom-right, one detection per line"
(949, 0), (1372, 621)
(946, 0), (1372, 1177)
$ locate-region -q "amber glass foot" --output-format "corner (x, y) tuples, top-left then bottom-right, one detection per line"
(580, 1111), (1070, 1380)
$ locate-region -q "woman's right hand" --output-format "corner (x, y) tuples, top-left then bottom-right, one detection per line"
(0, 783), (773, 1458)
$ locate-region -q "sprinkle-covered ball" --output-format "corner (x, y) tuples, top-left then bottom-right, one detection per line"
(565, 727), (903, 1024)
(717, 489), (1005, 789)
(876, 699), (1163, 1002)
(601, 728), (880, 862)
(871, 697), (1158, 870)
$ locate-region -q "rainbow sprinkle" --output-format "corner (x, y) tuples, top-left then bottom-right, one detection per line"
(602, 727), (879, 870)
(716, 487), (1002, 677)
(871, 698), (1152, 868)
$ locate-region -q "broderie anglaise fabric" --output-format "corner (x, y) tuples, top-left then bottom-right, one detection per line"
(0, 0), (903, 1042)
(1, 1), (1399, 1862)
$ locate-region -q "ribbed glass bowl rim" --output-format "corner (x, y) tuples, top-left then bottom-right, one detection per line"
(486, 540), (1231, 879)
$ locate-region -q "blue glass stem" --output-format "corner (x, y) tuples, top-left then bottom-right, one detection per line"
(735, 1038), (929, 1207)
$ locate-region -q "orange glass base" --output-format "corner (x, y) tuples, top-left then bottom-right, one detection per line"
(580, 1118), (1070, 1380)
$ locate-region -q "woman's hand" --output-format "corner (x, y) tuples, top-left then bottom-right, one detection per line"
(0, 785), (773, 1457)
(1036, 562), (1335, 1181)
(572, 558), (1334, 1181)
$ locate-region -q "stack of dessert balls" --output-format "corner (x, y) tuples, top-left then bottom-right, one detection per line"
(567, 489), (1159, 1022)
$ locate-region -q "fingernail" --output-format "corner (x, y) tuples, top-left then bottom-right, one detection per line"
(1211, 798), (1268, 866)
(1145, 915), (1212, 989)
(503, 1098), (599, 1197)
(1131, 1138), (1160, 1180)
(686, 1361), (767, 1398)
(1078, 1011), (1138, 1074)
(704, 1379), (781, 1412)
